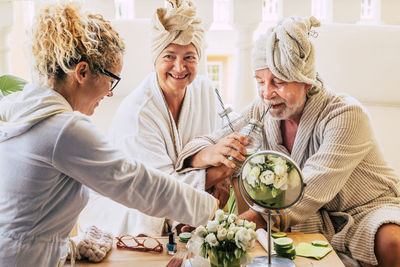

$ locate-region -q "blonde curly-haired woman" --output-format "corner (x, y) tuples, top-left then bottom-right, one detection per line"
(0, 2), (217, 266)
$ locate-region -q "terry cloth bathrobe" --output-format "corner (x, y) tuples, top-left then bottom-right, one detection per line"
(79, 72), (224, 237)
(176, 86), (400, 265)
(0, 84), (217, 267)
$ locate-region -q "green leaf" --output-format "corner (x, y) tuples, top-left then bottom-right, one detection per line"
(0, 75), (27, 99)
(271, 187), (277, 198)
(227, 187), (237, 215)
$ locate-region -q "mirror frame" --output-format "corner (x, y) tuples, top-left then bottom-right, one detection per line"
(238, 150), (306, 213)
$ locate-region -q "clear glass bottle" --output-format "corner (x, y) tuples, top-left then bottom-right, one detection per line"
(219, 106), (240, 131)
(230, 118), (264, 172)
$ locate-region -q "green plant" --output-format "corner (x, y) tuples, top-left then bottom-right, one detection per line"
(0, 74), (27, 99)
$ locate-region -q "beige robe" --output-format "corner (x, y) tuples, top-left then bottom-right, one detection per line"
(176, 87), (400, 265)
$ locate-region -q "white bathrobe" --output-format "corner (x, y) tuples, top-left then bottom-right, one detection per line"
(176, 87), (400, 265)
(0, 84), (217, 267)
(79, 72), (224, 237)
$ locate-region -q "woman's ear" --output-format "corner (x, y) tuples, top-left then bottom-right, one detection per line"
(75, 62), (89, 84)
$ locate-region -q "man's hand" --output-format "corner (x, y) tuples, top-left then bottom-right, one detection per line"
(205, 165), (234, 190)
(190, 133), (248, 168)
(209, 178), (231, 209)
(238, 209), (267, 230)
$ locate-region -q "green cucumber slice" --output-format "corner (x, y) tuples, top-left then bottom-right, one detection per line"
(311, 240), (329, 247)
(178, 232), (192, 243)
(274, 237), (294, 249)
(271, 232), (287, 239)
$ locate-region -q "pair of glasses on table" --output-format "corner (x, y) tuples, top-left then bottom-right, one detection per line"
(115, 234), (163, 253)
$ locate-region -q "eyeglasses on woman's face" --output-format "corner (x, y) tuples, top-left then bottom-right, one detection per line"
(100, 69), (121, 92)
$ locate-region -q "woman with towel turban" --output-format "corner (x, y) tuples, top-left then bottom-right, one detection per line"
(0, 2), (219, 266)
(176, 16), (400, 266)
(79, 0), (233, 237)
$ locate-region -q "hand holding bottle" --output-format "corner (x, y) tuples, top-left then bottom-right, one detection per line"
(189, 132), (248, 169)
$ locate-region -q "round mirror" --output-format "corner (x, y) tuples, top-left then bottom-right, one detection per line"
(239, 150), (305, 211)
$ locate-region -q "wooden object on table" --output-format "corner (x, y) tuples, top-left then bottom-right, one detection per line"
(252, 232), (345, 267)
(65, 233), (344, 267)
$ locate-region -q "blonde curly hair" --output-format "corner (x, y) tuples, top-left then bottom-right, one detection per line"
(31, 1), (125, 82)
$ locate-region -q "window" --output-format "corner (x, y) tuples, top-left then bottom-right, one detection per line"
(211, 0), (232, 30)
(311, 0), (332, 23)
(114, 0), (134, 20)
(360, 0), (381, 23)
(207, 61), (223, 91)
(262, 0), (281, 22)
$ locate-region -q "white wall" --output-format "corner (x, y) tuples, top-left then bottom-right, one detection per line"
(2, 0), (400, 174)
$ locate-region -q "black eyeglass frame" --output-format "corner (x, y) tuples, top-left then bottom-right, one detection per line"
(100, 69), (121, 92)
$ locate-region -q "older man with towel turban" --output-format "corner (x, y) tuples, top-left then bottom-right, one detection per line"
(79, 0), (233, 237)
(176, 16), (400, 266)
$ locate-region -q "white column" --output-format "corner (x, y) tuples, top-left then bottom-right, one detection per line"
(196, 0), (214, 76)
(231, 0), (262, 110)
(0, 0), (13, 74)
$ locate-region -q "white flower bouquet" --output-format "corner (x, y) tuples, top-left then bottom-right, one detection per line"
(242, 154), (299, 208)
(187, 210), (257, 267)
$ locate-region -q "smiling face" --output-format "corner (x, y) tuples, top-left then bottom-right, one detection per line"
(254, 68), (311, 121)
(71, 59), (123, 116)
(155, 43), (198, 95)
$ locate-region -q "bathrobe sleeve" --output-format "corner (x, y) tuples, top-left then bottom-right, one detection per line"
(52, 115), (217, 227)
(176, 99), (266, 172)
(119, 112), (209, 190)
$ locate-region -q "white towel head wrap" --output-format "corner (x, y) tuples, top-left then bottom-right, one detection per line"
(151, 0), (205, 65)
(252, 16), (322, 91)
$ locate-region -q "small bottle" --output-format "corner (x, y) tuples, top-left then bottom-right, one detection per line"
(166, 231), (177, 255)
(218, 106), (239, 131)
(230, 118), (264, 172)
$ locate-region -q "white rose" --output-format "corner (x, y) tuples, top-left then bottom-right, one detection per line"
(250, 155), (265, 164)
(274, 172), (288, 190)
(235, 228), (252, 250)
(194, 225), (207, 237)
(274, 163), (287, 176)
(247, 166), (260, 187)
(227, 230), (235, 240)
(244, 220), (256, 230)
(227, 214), (237, 224)
(236, 219), (245, 227)
(205, 233), (219, 247)
(217, 228), (227, 241)
(206, 220), (219, 233)
(215, 209), (225, 223)
(247, 228), (258, 239)
(259, 170), (274, 185)
(242, 163), (251, 179)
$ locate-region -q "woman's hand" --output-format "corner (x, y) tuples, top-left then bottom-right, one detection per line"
(190, 133), (248, 169)
(205, 165), (234, 190)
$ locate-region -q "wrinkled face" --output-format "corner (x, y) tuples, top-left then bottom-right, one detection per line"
(155, 43), (198, 94)
(80, 60), (122, 116)
(254, 68), (311, 121)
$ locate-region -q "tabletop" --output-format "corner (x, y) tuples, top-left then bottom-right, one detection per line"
(65, 232), (344, 267)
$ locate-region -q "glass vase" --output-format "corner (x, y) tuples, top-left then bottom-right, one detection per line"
(208, 249), (241, 267)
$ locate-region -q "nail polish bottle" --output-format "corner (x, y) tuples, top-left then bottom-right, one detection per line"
(166, 231), (177, 255)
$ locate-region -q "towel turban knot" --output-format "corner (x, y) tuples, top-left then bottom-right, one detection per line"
(151, 0), (204, 65)
(252, 16), (322, 89)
